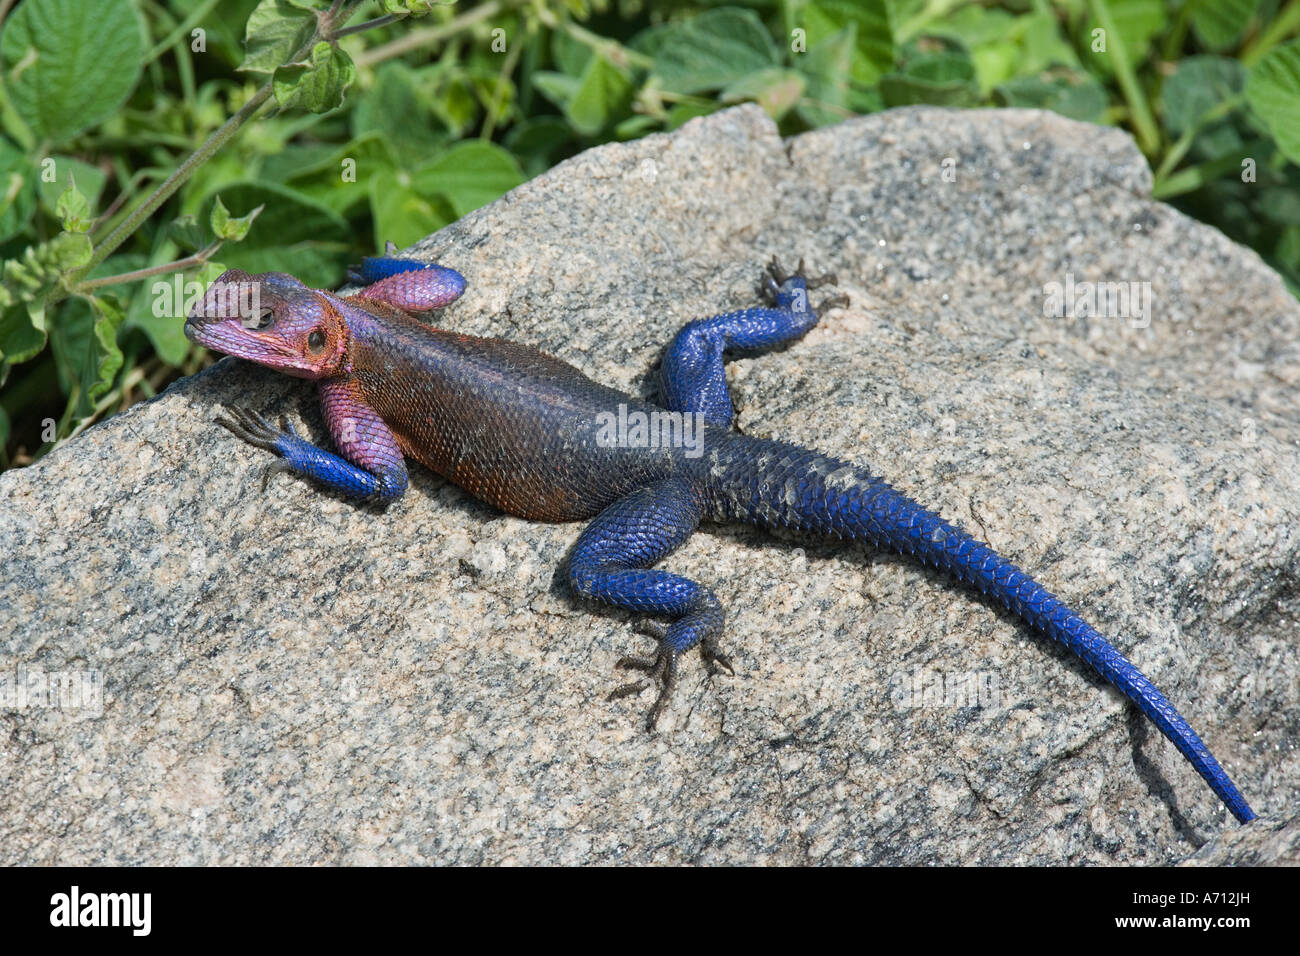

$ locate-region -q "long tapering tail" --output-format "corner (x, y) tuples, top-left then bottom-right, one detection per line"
(700, 435), (1256, 823)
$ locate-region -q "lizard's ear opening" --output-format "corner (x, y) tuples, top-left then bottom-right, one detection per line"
(307, 329), (326, 351)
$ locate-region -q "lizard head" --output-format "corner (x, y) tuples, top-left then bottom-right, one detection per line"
(184, 269), (350, 379)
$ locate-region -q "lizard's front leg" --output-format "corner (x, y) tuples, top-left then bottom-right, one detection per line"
(217, 378), (408, 502)
(568, 476), (731, 728)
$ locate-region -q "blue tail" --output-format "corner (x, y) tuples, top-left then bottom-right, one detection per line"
(702, 436), (1256, 823)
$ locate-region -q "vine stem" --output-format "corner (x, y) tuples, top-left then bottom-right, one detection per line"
(77, 240), (228, 291)
(353, 1), (503, 69)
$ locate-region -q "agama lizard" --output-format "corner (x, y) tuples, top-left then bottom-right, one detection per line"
(184, 252), (1257, 825)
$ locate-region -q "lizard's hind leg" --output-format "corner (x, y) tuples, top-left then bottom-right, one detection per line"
(346, 244), (466, 312)
(568, 476), (731, 729)
(658, 258), (847, 427)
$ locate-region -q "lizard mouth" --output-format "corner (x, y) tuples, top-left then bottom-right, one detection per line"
(185, 316), (288, 359)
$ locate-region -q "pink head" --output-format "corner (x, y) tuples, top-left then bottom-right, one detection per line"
(184, 269), (350, 379)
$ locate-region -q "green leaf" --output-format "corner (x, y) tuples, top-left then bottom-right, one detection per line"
(795, 26), (857, 128)
(1, 0), (146, 143)
(638, 7), (780, 95)
(551, 27), (594, 78)
(994, 72), (1108, 123)
(1256, 187), (1300, 226)
(271, 134), (399, 216)
(240, 0), (317, 74)
(352, 62), (447, 167)
(504, 117), (574, 176)
(126, 268), (193, 366)
(169, 215), (209, 253)
(86, 294), (126, 402)
(1018, 11), (1081, 73)
(558, 55), (633, 136)
(210, 196), (264, 241)
(47, 231), (92, 271)
(922, 8), (1080, 93)
(410, 142), (524, 218)
(800, 0), (894, 87)
(1246, 40), (1300, 165)
(55, 179), (91, 234)
(0, 303), (45, 365)
(50, 293), (125, 415)
(1083, 0), (1164, 76)
(666, 103), (717, 129)
(0, 142), (37, 242)
(880, 52), (978, 107)
(196, 260), (229, 289)
(532, 71), (583, 112)
(35, 156), (107, 220)
(969, 41), (1022, 92)
(273, 41), (355, 113)
(1277, 225), (1300, 274)
(368, 177), (456, 250)
(379, 0), (442, 15)
(918, 5), (1015, 47)
(193, 183), (349, 287)
(721, 68), (805, 119)
(614, 115), (660, 139)
(1190, 0), (1259, 52)
(422, 62), (481, 136)
(1163, 56), (1245, 136)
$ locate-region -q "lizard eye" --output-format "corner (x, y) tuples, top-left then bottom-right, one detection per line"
(307, 329), (326, 351)
(242, 307), (274, 330)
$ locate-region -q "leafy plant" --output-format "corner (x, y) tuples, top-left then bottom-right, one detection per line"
(1, 0), (1297, 468)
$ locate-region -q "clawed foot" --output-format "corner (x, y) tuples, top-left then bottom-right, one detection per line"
(762, 255), (848, 314)
(609, 621), (735, 731)
(213, 405), (297, 491)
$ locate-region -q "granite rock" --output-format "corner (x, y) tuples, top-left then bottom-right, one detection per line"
(2, 105), (1297, 864)
(1180, 813), (1299, 865)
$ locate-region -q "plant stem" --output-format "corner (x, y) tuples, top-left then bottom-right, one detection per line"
(1152, 93), (1246, 184)
(1151, 144), (1266, 200)
(1241, 0), (1300, 66)
(142, 0), (222, 66)
(78, 241), (225, 291)
(481, 23), (524, 140)
(558, 19), (652, 70)
(336, 14), (399, 39)
(73, 82), (275, 280)
(1087, 0), (1160, 156)
(354, 1), (502, 68)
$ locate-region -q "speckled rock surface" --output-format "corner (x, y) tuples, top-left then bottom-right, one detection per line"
(2, 105), (1296, 865)
(1179, 814), (1300, 865)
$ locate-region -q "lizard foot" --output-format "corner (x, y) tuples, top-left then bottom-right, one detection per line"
(608, 618), (734, 730)
(214, 405), (301, 491)
(762, 255), (843, 304)
(214, 405), (298, 452)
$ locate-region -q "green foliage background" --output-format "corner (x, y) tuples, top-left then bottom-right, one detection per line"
(1, 0), (1298, 467)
